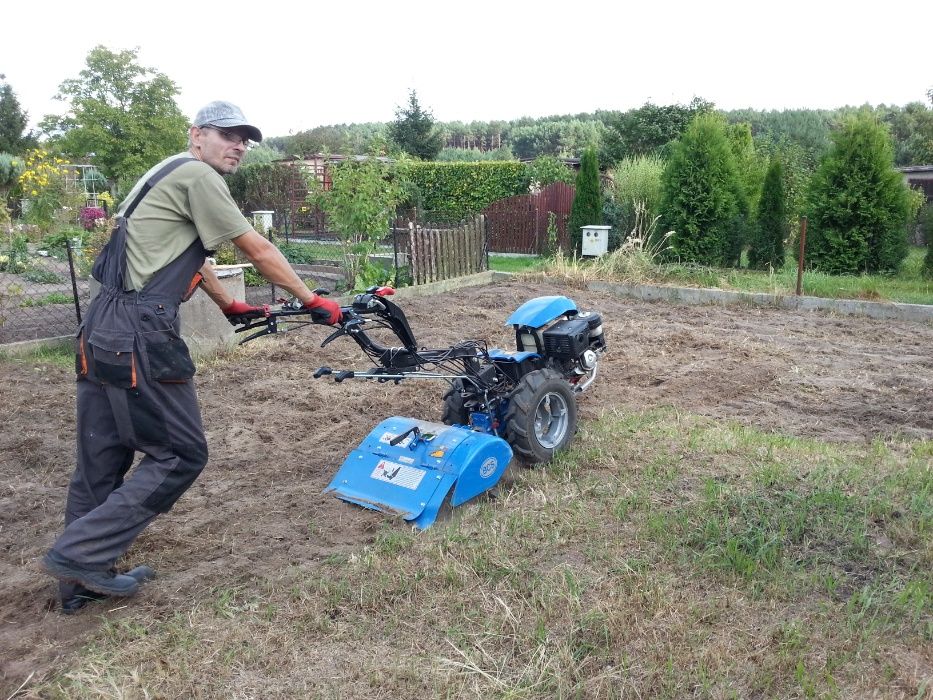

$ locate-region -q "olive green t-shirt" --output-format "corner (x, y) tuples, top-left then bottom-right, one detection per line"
(117, 153), (252, 291)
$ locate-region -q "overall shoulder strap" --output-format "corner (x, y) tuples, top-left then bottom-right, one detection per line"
(122, 156), (197, 221)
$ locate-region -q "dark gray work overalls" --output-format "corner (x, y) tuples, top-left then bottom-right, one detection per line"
(52, 157), (209, 587)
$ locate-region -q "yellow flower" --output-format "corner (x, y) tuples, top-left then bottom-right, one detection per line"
(31, 189), (38, 196)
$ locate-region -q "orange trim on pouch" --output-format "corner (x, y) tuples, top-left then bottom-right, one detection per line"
(77, 333), (88, 375)
(182, 272), (204, 302)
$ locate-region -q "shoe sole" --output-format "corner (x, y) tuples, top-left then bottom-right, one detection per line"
(42, 557), (140, 597)
(60, 566), (156, 614)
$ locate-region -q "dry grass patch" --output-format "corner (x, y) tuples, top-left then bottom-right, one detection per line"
(24, 409), (933, 699)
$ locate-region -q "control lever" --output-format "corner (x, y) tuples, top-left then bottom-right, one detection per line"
(334, 370), (355, 383)
(390, 425), (420, 447)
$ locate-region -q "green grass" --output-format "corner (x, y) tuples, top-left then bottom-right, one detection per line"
(489, 254), (545, 274)
(29, 408), (932, 699)
(0, 342), (73, 368)
(19, 292), (72, 307)
(542, 246), (933, 305)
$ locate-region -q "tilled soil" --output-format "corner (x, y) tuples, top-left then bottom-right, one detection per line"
(2, 278), (931, 691)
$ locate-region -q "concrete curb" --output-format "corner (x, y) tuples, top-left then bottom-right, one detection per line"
(587, 280), (933, 324)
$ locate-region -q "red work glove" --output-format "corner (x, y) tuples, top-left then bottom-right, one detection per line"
(222, 299), (267, 324)
(303, 294), (342, 325)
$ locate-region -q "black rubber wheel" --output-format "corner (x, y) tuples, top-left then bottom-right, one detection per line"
(442, 379), (470, 426)
(505, 368), (577, 464)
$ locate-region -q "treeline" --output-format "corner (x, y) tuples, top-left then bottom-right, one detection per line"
(266, 99), (933, 167)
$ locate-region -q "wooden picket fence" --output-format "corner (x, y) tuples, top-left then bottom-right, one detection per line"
(406, 214), (487, 285)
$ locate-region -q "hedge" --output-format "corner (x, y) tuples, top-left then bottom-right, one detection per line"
(401, 161), (529, 218)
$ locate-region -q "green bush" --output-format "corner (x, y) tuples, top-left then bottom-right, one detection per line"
(749, 158), (788, 270)
(401, 161), (528, 218)
(605, 154), (665, 247)
(920, 203), (933, 278)
(526, 155), (576, 188)
(805, 115), (912, 274)
(567, 147), (603, 253)
(660, 114), (743, 266)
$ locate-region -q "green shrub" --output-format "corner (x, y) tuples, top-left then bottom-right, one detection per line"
(660, 114), (743, 266)
(920, 203), (933, 278)
(435, 147), (514, 162)
(526, 155), (576, 189)
(605, 154), (665, 247)
(749, 158), (788, 270)
(401, 161), (528, 218)
(805, 115), (912, 274)
(567, 147), (602, 253)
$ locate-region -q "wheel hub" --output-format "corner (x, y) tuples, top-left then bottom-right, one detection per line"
(534, 391), (569, 449)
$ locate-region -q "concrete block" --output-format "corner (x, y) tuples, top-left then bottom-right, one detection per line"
(181, 267), (244, 357)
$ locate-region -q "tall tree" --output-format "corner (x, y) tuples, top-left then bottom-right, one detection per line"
(40, 46), (188, 186)
(0, 75), (29, 154)
(806, 115), (911, 274)
(389, 90), (443, 160)
(749, 157), (787, 270)
(601, 97), (714, 164)
(567, 146), (602, 253)
(660, 113), (743, 266)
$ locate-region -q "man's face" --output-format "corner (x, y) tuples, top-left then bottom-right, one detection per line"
(190, 125), (251, 175)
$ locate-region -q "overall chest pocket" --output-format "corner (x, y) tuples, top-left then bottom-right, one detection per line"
(87, 328), (137, 389)
(140, 332), (196, 383)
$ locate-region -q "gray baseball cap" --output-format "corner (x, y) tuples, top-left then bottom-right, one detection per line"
(193, 101), (262, 143)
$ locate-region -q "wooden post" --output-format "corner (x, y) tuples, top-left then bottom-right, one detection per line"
(796, 216), (807, 296)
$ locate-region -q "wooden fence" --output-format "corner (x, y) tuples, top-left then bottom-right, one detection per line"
(483, 182), (575, 254)
(407, 215), (487, 285)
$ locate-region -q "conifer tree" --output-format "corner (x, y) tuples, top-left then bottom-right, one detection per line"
(567, 146), (602, 253)
(389, 90), (443, 161)
(0, 75), (29, 154)
(749, 158), (788, 269)
(806, 115), (911, 274)
(660, 114), (742, 266)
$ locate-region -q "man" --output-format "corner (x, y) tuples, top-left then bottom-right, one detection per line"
(41, 101), (340, 613)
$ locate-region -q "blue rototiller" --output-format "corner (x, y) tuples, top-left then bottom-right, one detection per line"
(233, 287), (606, 528)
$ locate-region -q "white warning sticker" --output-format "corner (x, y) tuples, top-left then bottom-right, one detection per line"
(370, 460), (426, 490)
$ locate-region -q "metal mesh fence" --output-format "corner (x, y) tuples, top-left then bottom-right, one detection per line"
(0, 235), (87, 345)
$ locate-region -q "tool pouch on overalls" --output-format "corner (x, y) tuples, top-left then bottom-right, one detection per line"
(87, 327), (138, 388)
(141, 331), (196, 383)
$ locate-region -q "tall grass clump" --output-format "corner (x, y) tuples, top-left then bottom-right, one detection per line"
(604, 155), (664, 249)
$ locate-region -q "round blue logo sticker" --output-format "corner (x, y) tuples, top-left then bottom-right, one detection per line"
(480, 457), (497, 479)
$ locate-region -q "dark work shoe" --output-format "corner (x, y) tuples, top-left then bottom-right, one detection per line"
(42, 550), (140, 598)
(59, 565), (157, 614)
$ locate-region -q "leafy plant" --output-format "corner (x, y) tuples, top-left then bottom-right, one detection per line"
(306, 153), (401, 291)
(40, 46), (187, 184)
(401, 161), (528, 218)
(18, 149), (69, 233)
(806, 115), (912, 274)
(920, 203), (933, 278)
(526, 155), (575, 190)
(605, 154), (665, 249)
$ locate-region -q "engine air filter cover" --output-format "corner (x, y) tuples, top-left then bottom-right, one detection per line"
(542, 317), (591, 359)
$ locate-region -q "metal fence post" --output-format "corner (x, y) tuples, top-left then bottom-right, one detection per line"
(65, 238), (82, 324)
(796, 216), (807, 296)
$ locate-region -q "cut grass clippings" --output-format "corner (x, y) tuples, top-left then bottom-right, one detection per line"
(28, 407), (932, 699)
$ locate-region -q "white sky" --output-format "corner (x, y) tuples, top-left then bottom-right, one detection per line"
(3, 0), (932, 140)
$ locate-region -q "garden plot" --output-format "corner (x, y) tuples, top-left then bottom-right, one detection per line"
(1, 278), (931, 698)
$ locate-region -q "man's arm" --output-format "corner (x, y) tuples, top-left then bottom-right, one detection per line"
(230, 229), (314, 304)
(198, 262), (234, 308)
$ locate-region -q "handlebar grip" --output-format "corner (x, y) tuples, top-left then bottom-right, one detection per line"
(313, 366), (332, 379)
